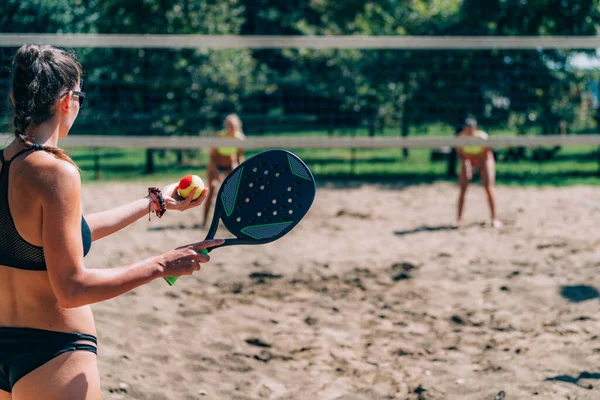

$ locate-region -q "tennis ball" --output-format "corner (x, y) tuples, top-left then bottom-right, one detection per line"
(177, 174), (205, 200)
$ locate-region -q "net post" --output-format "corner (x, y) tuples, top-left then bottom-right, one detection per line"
(350, 128), (358, 176)
(401, 106), (409, 159)
(145, 149), (155, 174)
(597, 145), (600, 177)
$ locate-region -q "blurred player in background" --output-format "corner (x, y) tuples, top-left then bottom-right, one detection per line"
(456, 117), (502, 228)
(202, 113), (245, 227)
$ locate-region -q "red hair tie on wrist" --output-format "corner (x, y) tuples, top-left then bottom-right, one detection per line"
(147, 187), (166, 221)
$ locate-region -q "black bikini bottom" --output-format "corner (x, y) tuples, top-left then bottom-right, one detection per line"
(0, 327), (97, 393)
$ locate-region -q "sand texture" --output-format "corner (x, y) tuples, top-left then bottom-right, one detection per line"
(81, 182), (600, 400)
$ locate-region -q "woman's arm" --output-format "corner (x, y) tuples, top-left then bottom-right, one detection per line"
(85, 183), (207, 241)
(479, 130), (491, 155)
(209, 148), (218, 163)
(41, 161), (220, 308)
(455, 128), (466, 160)
(84, 197), (153, 241)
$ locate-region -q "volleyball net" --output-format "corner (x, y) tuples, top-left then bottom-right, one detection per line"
(1, 34), (599, 180)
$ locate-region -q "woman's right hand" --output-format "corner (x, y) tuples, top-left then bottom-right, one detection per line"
(157, 239), (225, 277)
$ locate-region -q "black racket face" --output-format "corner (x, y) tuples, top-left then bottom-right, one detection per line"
(207, 149), (315, 247)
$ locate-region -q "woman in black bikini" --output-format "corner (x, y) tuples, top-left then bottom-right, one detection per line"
(0, 45), (223, 400)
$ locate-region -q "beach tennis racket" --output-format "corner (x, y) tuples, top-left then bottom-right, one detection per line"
(165, 149), (316, 285)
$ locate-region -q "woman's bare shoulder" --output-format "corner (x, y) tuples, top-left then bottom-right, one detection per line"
(21, 152), (81, 197)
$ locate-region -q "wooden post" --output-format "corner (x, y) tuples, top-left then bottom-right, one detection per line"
(597, 145), (600, 176)
(401, 110), (409, 159)
(145, 149), (155, 174)
(350, 129), (357, 175)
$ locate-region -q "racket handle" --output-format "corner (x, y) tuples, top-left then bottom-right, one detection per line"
(163, 248), (209, 286)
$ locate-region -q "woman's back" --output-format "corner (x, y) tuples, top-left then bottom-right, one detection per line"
(0, 146), (95, 333)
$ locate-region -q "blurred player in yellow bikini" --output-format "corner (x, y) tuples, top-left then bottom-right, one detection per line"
(202, 114), (245, 227)
(456, 117), (502, 228)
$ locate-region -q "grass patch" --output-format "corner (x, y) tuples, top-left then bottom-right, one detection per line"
(67, 144), (600, 187)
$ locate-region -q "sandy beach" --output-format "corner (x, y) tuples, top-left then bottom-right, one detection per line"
(82, 181), (600, 400)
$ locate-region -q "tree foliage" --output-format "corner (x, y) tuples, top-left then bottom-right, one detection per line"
(1, 0), (600, 138)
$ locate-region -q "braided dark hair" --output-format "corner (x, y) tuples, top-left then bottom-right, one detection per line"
(11, 44), (81, 166)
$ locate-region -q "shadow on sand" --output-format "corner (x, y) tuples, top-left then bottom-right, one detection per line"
(545, 371), (600, 390)
(560, 285), (600, 303)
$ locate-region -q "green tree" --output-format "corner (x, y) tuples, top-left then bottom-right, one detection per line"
(83, 0), (261, 137)
(240, 0), (600, 140)
(0, 0), (98, 34)
(0, 0), (98, 130)
(0, 0), (262, 138)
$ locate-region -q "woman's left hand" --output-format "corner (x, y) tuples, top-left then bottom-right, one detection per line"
(160, 182), (208, 212)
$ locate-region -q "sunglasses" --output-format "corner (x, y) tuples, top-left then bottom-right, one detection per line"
(59, 90), (86, 107)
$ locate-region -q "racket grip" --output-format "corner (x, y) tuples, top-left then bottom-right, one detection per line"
(163, 248), (209, 286)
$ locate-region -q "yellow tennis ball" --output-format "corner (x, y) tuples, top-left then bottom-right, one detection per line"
(177, 174), (205, 200)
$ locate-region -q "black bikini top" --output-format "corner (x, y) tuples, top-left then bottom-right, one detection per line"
(0, 147), (91, 271)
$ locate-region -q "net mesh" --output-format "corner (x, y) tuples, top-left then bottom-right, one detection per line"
(1, 36), (599, 182)
(1, 38), (599, 138)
